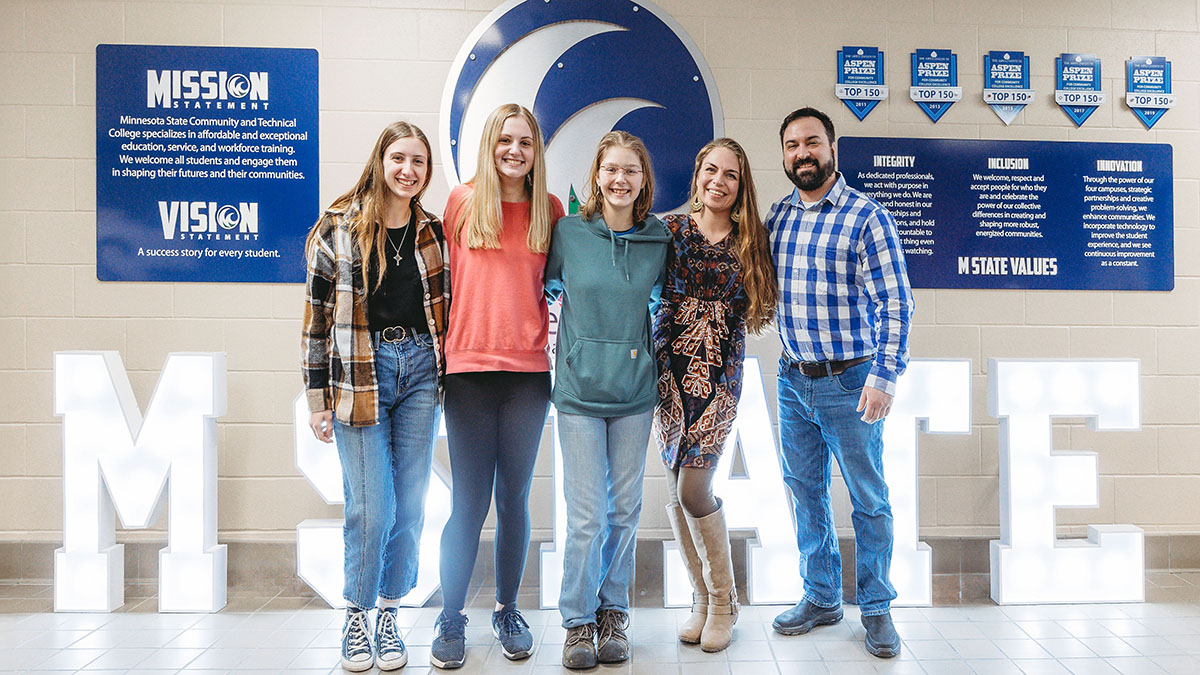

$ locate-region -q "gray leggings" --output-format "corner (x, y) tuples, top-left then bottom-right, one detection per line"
(439, 370), (551, 613)
(663, 464), (719, 518)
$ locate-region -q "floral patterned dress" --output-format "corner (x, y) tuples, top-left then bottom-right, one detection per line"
(653, 213), (747, 470)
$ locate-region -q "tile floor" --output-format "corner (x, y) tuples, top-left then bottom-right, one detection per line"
(1, 572), (1199, 674)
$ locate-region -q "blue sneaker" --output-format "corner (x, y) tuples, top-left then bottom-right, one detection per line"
(430, 610), (468, 669)
(492, 604), (533, 660)
(340, 607), (373, 672)
(375, 607), (408, 671)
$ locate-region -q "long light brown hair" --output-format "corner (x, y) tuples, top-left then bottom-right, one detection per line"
(454, 104), (554, 253)
(579, 130), (655, 224)
(689, 137), (777, 333)
(306, 121), (433, 290)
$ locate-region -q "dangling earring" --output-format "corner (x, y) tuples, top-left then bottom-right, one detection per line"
(690, 196), (702, 211)
(730, 206), (742, 223)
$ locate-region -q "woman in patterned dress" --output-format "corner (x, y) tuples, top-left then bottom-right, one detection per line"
(652, 137), (777, 653)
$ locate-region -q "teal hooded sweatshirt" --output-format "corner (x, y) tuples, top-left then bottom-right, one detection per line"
(544, 212), (671, 417)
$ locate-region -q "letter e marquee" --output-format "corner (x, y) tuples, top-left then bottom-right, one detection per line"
(988, 359), (1143, 604)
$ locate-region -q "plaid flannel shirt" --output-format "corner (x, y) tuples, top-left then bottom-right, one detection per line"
(766, 174), (913, 396)
(301, 203), (449, 427)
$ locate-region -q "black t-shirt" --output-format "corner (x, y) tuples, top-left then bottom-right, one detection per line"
(368, 216), (428, 333)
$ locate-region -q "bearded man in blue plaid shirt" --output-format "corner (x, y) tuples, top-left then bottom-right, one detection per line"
(766, 107), (913, 659)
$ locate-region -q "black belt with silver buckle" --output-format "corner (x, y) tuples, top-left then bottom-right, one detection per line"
(377, 326), (423, 343)
(787, 354), (873, 378)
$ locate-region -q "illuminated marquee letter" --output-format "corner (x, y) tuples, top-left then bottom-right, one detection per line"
(54, 351), (227, 612)
(882, 359), (972, 606)
(540, 357), (804, 608)
(988, 359), (1143, 604)
(539, 358), (803, 608)
(539, 408), (568, 608)
(293, 393), (452, 608)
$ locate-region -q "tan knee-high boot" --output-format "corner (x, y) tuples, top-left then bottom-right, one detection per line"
(686, 503), (738, 652)
(666, 503), (708, 643)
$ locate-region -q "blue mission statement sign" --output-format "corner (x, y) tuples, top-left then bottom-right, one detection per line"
(839, 137), (1174, 291)
(96, 44), (318, 283)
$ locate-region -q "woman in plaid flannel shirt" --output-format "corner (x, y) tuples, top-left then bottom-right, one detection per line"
(301, 121), (449, 673)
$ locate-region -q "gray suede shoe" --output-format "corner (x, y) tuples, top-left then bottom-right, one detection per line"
(562, 623), (597, 670)
(596, 609), (630, 663)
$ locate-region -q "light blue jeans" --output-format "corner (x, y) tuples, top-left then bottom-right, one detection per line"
(776, 357), (896, 616)
(557, 409), (653, 628)
(334, 333), (440, 611)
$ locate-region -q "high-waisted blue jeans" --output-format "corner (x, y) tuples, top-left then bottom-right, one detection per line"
(776, 357), (896, 616)
(334, 333), (439, 610)
(556, 409), (653, 628)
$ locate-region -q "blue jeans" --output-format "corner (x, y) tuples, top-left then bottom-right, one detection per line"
(776, 357), (896, 616)
(557, 409), (653, 628)
(334, 334), (440, 610)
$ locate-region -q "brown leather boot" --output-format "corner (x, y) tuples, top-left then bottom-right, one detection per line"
(686, 503), (738, 653)
(666, 503), (708, 643)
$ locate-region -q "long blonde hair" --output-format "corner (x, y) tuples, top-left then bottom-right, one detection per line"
(306, 121), (433, 290)
(579, 130), (655, 224)
(454, 104), (553, 253)
(688, 138), (777, 334)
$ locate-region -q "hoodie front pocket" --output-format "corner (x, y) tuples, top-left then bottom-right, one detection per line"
(563, 337), (651, 404)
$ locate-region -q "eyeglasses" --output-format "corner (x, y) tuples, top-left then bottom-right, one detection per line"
(599, 165), (643, 178)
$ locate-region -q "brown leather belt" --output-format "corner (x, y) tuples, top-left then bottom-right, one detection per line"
(786, 354), (873, 378)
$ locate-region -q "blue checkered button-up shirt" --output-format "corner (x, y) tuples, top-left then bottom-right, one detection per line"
(766, 174), (914, 396)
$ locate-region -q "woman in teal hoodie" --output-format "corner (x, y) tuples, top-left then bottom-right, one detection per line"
(544, 130), (670, 670)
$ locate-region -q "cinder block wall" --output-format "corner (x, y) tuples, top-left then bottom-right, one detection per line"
(1, 0), (1197, 569)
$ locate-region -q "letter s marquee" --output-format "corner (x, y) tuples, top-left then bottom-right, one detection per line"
(292, 393), (452, 609)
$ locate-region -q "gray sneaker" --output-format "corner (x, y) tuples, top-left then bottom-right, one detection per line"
(430, 610), (468, 669)
(562, 623), (597, 670)
(595, 609), (629, 663)
(491, 605), (533, 660)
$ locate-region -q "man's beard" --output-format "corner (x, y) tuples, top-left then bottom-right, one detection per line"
(786, 151), (835, 192)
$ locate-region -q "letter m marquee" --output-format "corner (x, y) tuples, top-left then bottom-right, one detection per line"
(53, 351), (227, 612)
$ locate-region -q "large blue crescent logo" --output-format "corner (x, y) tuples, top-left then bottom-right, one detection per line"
(440, 0), (723, 213)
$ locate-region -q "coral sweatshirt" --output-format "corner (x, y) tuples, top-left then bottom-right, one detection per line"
(442, 184), (564, 374)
